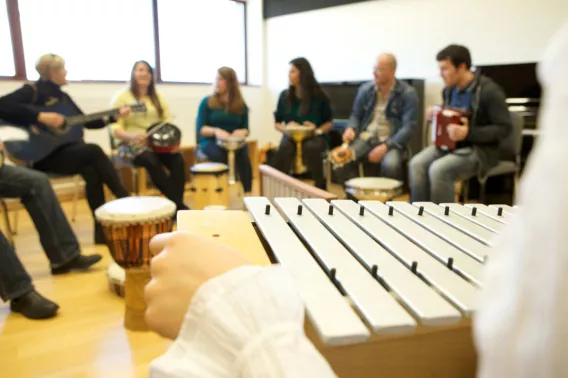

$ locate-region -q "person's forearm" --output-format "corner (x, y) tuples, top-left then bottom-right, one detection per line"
(274, 122), (284, 133)
(318, 121), (332, 134)
(202, 126), (222, 138)
(149, 265), (337, 378)
(115, 129), (137, 142)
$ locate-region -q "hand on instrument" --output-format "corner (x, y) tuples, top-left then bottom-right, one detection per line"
(232, 129), (248, 139)
(145, 231), (251, 340)
(118, 106), (131, 118)
(447, 117), (469, 142)
(132, 133), (147, 145)
(368, 143), (388, 163)
(215, 128), (231, 140)
(426, 106), (435, 121)
(38, 112), (65, 128)
(303, 121), (317, 130)
(343, 127), (355, 143)
(285, 121), (300, 129)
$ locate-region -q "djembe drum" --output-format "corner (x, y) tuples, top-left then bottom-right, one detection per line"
(344, 177), (403, 202)
(284, 125), (315, 174)
(217, 136), (246, 185)
(189, 162), (230, 210)
(95, 196), (176, 331)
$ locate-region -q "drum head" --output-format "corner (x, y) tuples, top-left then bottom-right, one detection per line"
(94, 196), (177, 225)
(147, 122), (181, 147)
(345, 177), (402, 190)
(190, 162), (229, 174)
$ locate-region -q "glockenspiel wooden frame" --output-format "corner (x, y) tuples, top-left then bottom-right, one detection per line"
(258, 164), (338, 202)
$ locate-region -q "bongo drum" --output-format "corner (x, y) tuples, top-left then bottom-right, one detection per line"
(190, 162), (230, 210)
(95, 196), (176, 331)
(284, 125), (315, 174)
(217, 136), (246, 185)
(344, 177), (403, 202)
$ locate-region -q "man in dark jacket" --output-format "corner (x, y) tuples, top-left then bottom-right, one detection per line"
(335, 53), (419, 185)
(409, 45), (512, 203)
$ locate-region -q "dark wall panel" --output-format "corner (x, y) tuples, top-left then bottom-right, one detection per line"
(264, 0), (374, 19)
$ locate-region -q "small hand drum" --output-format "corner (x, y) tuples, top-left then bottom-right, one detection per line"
(345, 177), (403, 202)
(284, 125), (315, 174)
(95, 196), (176, 331)
(147, 122), (182, 154)
(217, 136), (246, 185)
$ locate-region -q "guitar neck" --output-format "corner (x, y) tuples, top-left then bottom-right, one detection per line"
(65, 109), (119, 126)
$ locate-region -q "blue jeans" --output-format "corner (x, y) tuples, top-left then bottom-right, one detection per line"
(335, 148), (405, 186)
(0, 165), (80, 301)
(203, 143), (253, 193)
(409, 146), (480, 204)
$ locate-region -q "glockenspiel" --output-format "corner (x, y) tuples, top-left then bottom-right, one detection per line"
(177, 198), (516, 378)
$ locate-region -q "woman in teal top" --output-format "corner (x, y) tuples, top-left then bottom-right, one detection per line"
(196, 67), (252, 193)
(272, 57), (333, 190)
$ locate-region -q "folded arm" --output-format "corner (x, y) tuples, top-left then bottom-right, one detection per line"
(466, 86), (512, 144)
(150, 265), (337, 378)
(0, 85), (40, 125)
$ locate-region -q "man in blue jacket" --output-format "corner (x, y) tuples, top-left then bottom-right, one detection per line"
(409, 45), (512, 203)
(334, 53), (419, 185)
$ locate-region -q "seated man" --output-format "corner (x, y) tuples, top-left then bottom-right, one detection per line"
(409, 45), (512, 203)
(333, 53), (419, 186)
(0, 145), (101, 320)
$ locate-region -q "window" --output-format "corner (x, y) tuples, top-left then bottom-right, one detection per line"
(158, 0), (246, 83)
(0, 3), (15, 77)
(18, 0), (155, 81)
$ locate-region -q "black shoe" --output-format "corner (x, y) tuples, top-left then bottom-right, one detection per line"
(10, 290), (59, 319)
(51, 254), (102, 275)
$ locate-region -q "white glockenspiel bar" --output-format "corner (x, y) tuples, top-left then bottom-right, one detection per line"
(244, 196), (370, 346)
(274, 198), (417, 335)
(302, 198), (462, 327)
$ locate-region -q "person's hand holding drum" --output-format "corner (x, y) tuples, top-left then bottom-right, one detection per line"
(144, 231), (251, 340)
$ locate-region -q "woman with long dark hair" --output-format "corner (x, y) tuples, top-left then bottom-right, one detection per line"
(111, 60), (188, 212)
(196, 67), (252, 194)
(271, 57), (333, 190)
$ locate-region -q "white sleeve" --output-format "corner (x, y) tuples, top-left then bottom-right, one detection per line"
(149, 265), (337, 378)
(473, 22), (568, 378)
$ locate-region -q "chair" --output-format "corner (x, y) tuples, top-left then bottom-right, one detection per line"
(0, 198), (15, 249)
(107, 127), (144, 195)
(463, 112), (524, 204)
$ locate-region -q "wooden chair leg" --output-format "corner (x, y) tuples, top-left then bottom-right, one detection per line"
(71, 175), (80, 222)
(12, 208), (18, 235)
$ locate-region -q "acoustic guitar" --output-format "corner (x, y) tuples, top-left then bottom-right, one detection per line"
(0, 102), (146, 165)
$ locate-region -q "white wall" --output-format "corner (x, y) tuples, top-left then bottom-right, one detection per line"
(265, 0), (568, 141)
(0, 0), (276, 153)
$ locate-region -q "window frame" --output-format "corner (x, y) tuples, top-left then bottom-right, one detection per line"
(1, 0), (251, 85)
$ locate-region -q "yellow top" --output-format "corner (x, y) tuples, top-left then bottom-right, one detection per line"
(110, 88), (172, 139)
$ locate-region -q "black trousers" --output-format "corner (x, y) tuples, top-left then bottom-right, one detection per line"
(271, 135), (327, 189)
(33, 142), (130, 215)
(133, 151), (188, 211)
(203, 143), (253, 193)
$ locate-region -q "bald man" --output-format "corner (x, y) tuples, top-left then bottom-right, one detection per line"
(334, 53), (419, 186)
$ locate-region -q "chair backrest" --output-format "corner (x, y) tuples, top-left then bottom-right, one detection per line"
(107, 126), (117, 151)
(498, 111), (524, 162)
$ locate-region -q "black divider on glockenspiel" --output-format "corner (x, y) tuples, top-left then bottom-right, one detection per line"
(297, 205), (303, 215)
(471, 207), (477, 216)
(359, 206), (365, 216)
(447, 257), (454, 270)
(444, 206), (450, 216)
(411, 261), (418, 274)
(265, 204), (271, 215)
(252, 222), (278, 264)
(328, 205), (334, 215)
(388, 206), (394, 216)
(418, 206), (424, 215)
(497, 207), (503, 216)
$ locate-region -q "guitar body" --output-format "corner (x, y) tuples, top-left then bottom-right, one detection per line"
(0, 102), (84, 164)
(0, 102), (145, 165)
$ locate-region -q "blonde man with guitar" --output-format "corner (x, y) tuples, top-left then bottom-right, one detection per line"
(0, 54), (138, 244)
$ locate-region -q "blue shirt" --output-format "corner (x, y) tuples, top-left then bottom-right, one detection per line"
(449, 78), (476, 112)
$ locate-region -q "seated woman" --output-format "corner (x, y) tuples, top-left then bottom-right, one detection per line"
(271, 57), (333, 190)
(196, 67), (252, 194)
(111, 60), (189, 213)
